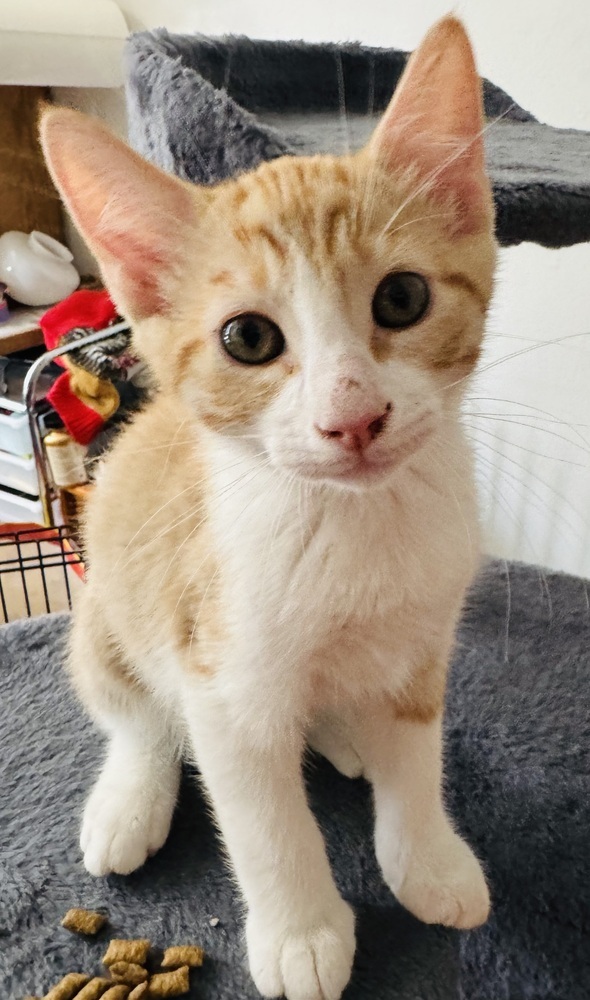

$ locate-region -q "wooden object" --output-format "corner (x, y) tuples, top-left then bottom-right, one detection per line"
(0, 86), (64, 240)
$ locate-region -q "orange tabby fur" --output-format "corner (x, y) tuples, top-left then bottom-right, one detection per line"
(41, 17), (496, 1000)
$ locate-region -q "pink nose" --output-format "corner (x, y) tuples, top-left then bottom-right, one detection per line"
(316, 403), (392, 451)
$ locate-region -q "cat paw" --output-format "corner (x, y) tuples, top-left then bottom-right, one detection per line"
(247, 898), (355, 1000)
(80, 769), (178, 877)
(391, 830), (490, 929)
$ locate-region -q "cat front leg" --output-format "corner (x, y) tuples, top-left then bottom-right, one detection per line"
(70, 601), (181, 877)
(182, 684), (355, 1000)
(354, 689), (490, 930)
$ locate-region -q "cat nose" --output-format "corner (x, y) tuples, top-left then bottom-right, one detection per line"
(315, 403), (392, 451)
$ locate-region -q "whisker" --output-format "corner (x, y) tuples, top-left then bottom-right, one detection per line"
(156, 416), (189, 487)
(381, 104), (517, 235)
(114, 450), (268, 568)
(465, 415), (590, 458)
(188, 565), (220, 665)
(335, 50), (350, 155)
(443, 330), (590, 393)
(367, 51), (375, 119)
(461, 444), (554, 567)
(436, 424), (582, 566)
(467, 435), (583, 540)
(386, 211), (455, 236)
(422, 450), (474, 558)
(260, 470), (298, 590)
(467, 394), (590, 450)
(119, 455), (270, 570)
(503, 560), (511, 663)
(173, 461), (271, 631)
(464, 423), (586, 467)
(463, 409), (590, 428)
(113, 482), (203, 569)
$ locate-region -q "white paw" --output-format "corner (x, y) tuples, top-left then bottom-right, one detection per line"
(247, 898), (355, 1000)
(80, 767), (179, 877)
(387, 829), (490, 930)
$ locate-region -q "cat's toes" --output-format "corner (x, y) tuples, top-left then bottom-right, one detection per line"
(247, 898), (355, 1000)
(386, 830), (490, 929)
(80, 775), (177, 877)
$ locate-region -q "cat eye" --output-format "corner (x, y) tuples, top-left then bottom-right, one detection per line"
(220, 313), (285, 365)
(372, 272), (430, 329)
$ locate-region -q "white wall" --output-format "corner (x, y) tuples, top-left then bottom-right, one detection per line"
(57, 0), (590, 575)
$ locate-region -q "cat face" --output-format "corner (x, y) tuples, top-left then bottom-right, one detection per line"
(40, 16), (496, 491)
(170, 153), (494, 489)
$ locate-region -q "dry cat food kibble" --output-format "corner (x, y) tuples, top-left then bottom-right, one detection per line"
(61, 909), (108, 936)
(108, 963), (149, 986)
(102, 940), (151, 967)
(44, 973), (90, 999)
(161, 945), (205, 969)
(75, 979), (113, 999)
(30, 914), (204, 999)
(127, 986), (148, 1000)
(146, 967), (190, 997)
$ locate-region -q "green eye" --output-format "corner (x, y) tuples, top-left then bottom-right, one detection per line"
(372, 272), (430, 329)
(220, 313), (285, 365)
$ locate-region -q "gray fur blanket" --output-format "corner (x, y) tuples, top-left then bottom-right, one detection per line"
(124, 30), (590, 249)
(1, 560), (589, 999)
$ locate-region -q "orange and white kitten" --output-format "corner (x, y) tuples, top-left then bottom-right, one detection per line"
(41, 16), (495, 1000)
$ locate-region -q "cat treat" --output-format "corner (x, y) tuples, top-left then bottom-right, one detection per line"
(145, 967), (190, 997)
(102, 940), (151, 967)
(43, 973), (90, 999)
(160, 945), (205, 969)
(108, 963), (149, 986)
(75, 978), (113, 999)
(33, 915), (204, 1000)
(61, 909), (108, 936)
(99, 988), (130, 999)
(127, 986), (148, 1000)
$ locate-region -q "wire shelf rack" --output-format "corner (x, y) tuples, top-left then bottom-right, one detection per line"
(0, 523), (85, 624)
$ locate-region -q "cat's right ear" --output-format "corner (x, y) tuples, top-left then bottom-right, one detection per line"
(367, 16), (492, 236)
(39, 107), (198, 322)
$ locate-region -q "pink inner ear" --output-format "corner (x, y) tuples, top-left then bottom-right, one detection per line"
(370, 17), (492, 235)
(385, 128), (489, 236)
(106, 234), (173, 319)
(40, 108), (195, 320)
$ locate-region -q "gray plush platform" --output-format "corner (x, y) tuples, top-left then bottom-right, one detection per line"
(1, 560), (589, 999)
(124, 31), (590, 249)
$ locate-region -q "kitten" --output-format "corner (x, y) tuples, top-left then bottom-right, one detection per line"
(40, 16), (495, 1000)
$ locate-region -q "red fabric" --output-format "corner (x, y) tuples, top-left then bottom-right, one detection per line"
(40, 289), (119, 444)
(40, 289), (118, 362)
(46, 373), (105, 446)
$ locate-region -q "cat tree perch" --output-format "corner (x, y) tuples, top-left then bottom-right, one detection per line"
(125, 30), (590, 250)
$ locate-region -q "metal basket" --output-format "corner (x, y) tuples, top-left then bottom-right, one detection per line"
(0, 523), (85, 624)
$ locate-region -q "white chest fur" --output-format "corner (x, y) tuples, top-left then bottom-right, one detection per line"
(203, 428), (479, 719)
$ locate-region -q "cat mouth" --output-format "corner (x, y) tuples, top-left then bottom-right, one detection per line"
(301, 418), (433, 485)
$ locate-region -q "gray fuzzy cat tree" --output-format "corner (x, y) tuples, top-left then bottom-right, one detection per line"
(125, 30), (590, 250)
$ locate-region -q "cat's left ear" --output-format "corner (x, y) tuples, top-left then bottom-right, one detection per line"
(367, 16), (493, 235)
(39, 106), (200, 321)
